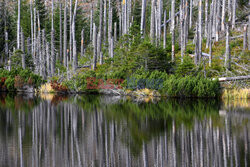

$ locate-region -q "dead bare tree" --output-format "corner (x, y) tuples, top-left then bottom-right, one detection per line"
(81, 29), (85, 57)
(4, 0), (9, 64)
(140, 0), (147, 37)
(17, 0), (21, 49)
(221, 0), (226, 31)
(51, 0), (55, 75)
(97, 0), (103, 60)
(163, 10), (167, 49)
(243, 25), (247, 50)
(171, 0), (176, 61)
(59, 0), (63, 63)
(64, 0), (68, 67)
(198, 0), (203, 64)
(225, 23), (231, 70)
(72, 0), (78, 72)
(93, 24), (97, 70)
(90, 5), (93, 41)
(248, 15), (250, 50)
(108, 0), (113, 57)
(104, 0), (107, 43)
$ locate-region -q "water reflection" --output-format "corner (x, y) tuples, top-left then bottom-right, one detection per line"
(0, 94), (249, 167)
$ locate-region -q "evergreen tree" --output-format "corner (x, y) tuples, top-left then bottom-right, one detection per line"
(35, 0), (49, 31)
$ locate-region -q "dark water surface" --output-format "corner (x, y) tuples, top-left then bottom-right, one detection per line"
(0, 93), (249, 167)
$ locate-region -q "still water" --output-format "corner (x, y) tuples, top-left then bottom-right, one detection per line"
(0, 93), (249, 167)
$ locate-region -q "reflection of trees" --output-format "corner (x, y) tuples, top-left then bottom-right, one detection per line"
(102, 99), (221, 156)
(0, 93), (40, 111)
(0, 95), (249, 166)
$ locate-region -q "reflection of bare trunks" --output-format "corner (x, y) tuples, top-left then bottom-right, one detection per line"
(0, 96), (249, 166)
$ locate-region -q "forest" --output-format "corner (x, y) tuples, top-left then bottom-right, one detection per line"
(0, 0), (249, 97)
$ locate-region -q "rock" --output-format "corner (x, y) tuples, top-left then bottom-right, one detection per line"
(17, 85), (35, 93)
(99, 89), (126, 96)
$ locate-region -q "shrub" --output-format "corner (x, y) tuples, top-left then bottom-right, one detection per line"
(175, 56), (195, 76)
(0, 68), (44, 91)
(162, 75), (221, 98)
(50, 80), (68, 92)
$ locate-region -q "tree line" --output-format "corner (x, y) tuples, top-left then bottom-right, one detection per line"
(0, 0), (249, 79)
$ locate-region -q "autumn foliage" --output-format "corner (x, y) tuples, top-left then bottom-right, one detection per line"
(50, 80), (68, 92)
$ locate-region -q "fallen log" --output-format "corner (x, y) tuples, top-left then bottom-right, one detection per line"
(230, 35), (243, 40)
(214, 75), (250, 82)
(189, 52), (211, 57)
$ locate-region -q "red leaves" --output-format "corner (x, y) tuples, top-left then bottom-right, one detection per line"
(50, 80), (68, 92)
(0, 77), (7, 90)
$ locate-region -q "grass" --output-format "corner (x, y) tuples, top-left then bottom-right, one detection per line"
(222, 88), (250, 99)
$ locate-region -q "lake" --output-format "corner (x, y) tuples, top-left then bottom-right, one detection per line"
(0, 93), (249, 167)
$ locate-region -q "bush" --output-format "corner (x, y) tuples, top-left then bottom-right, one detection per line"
(175, 56), (195, 76)
(0, 68), (44, 91)
(162, 75), (221, 98)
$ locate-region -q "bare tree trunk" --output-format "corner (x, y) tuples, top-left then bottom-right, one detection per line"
(114, 22), (117, 42)
(212, 0), (217, 38)
(64, 0), (68, 67)
(93, 24), (97, 70)
(228, 0), (232, 22)
(189, 0), (193, 29)
(195, 22), (199, 65)
(59, 0), (63, 63)
(42, 29), (46, 77)
(21, 29), (26, 69)
(221, 0), (226, 31)
(29, 0), (33, 59)
(243, 25), (247, 50)
(72, 0), (78, 72)
(51, 0), (55, 75)
(46, 42), (51, 77)
(51, 30), (55, 76)
(163, 10), (167, 49)
(205, 0), (208, 37)
(4, 0), (9, 65)
(81, 29), (85, 57)
(34, 8), (38, 73)
(104, 0), (107, 43)
(225, 23), (231, 70)
(183, 0), (188, 53)
(180, 0), (184, 61)
(17, 0), (21, 49)
(232, 0), (236, 29)
(127, 0), (131, 30)
(108, 0), (113, 57)
(124, 0), (127, 34)
(206, 1), (213, 48)
(198, 0), (203, 64)
(171, 0), (176, 61)
(157, 0), (162, 44)
(150, 0), (156, 43)
(208, 2), (213, 66)
(90, 5), (93, 41)
(97, 31), (101, 63)
(27, 37), (31, 55)
(215, 0), (221, 41)
(248, 15), (250, 50)
(99, 52), (103, 65)
(155, 5), (158, 45)
(110, 37), (114, 58)
(69, 0), (73, 63)
(119, 10), (122, 38)
(97, 0), (103, 60)
(140, 0), (147, 37)
(37, 13), (42, 77)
